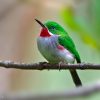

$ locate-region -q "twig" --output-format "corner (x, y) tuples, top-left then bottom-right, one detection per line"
(1, 82), (100, 100)
(0, 61), (100, 99)
(0, 60), (100, 70)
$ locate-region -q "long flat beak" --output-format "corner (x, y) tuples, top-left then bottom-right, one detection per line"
(35, 19), (46, 28)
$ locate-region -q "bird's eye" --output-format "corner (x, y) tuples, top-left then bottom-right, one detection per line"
(51, 26), (55, 30)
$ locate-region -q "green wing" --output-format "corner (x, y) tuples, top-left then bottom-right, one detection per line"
(58, 35), (81, 63)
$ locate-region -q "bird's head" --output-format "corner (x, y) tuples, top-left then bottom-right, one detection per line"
(44, 21), (68, 35)
(35, 19), (68, 37)
(35, 19), (51, 37)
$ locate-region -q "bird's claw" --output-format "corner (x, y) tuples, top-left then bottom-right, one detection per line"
(58, 62), (64, 71)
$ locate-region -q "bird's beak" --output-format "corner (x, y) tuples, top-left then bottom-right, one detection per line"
(35, 19), (46, 28)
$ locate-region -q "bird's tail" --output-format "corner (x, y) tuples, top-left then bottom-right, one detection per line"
(69, 70), (82, 87)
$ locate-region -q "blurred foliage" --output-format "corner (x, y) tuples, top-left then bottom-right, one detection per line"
(59, 1), (100, 99)
(60, 0), (100, 51)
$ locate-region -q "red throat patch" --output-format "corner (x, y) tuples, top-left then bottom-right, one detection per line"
(40, 28), (51, 37)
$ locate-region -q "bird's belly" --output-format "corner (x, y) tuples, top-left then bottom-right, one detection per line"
(37, 37), (75, 63)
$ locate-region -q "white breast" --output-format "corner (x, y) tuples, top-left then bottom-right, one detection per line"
(37, 35), (75, 64)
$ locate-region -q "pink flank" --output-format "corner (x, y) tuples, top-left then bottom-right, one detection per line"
(57, 45), (65, 50)
(40, 28), (51, 37)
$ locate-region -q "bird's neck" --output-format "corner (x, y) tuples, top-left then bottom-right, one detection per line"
(40, 28), (51, 37)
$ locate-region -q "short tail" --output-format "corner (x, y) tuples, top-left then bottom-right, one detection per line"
(69, 70), (82, 87)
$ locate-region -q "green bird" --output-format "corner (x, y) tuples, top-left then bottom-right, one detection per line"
(35, 19), (82, 87)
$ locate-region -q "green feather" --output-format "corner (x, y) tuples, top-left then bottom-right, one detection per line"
(45, 21), (81, 63)
(44, 20), (82, 86)
(58, 35), (81, 63)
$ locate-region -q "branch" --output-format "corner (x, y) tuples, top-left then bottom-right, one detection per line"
(0, 60), (100, 70)
(0, 61), (100, 99)
(1, 82), (100, 100)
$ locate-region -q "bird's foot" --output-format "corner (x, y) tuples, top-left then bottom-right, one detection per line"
(39, 61), (47, 64)
(58, 62), (66, 71)
(39, 62), (48, 70)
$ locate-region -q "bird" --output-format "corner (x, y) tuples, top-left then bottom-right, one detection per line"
(35, 19), (82, 87)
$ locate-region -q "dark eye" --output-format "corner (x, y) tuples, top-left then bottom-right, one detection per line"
(51, 26), (55, 30)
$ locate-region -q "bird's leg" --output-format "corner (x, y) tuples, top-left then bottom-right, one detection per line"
(39, 62), (48, 70)
(58, 61), (66, 71)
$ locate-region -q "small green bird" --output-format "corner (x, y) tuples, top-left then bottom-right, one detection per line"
(35, 19), (82, 87)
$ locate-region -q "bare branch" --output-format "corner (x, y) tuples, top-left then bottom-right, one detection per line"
(0, 61), (100, 99)
(0, 60), (100, 70)
(1, 82), (100, 100)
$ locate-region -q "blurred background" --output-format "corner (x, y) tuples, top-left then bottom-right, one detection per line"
(0, 0), (100, 99)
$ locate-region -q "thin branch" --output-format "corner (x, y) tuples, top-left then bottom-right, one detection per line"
(1, 82), (100, 100)
(0, 61), (100, 99)
(0, 60), (100, 70)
